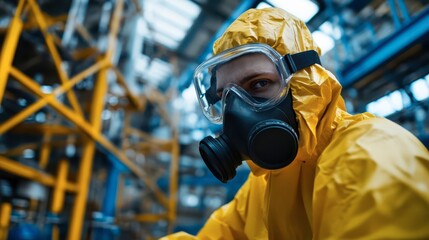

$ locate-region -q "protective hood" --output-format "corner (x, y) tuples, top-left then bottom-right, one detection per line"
(202, 7), (374, 239)
(214, 7), (372, 175)
(163, 7), (429, 240)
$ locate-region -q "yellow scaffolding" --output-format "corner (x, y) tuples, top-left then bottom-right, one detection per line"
(0, 0), (180, 239)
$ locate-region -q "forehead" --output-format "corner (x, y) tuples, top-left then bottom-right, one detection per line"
(216, 53), (277, 88)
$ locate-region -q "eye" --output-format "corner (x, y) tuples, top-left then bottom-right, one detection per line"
(250, 79), (270, 90)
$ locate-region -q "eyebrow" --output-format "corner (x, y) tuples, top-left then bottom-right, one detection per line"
(216, 71), (274, 95)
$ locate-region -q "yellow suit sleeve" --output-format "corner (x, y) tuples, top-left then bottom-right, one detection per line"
(197, 172), (268, 240)
(196, 176), (251, 240)
(159, 231), (198, 240)
(313, 118), (429, 239)
(161, 173), (264, 240)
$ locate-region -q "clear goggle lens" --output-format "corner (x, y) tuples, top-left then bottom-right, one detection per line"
(193, 43), (292, 124)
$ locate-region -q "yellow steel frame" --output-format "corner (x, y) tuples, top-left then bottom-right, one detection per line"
(0, 0), (180, 238)
(117, 86), (180, 234)
(0, 203), (12, 240)
(0, 156), (78, 192)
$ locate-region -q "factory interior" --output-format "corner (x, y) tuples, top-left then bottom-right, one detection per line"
(0, 0), (428, 239)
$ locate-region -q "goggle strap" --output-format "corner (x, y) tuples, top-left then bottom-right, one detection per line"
(284, 50), (321, 74)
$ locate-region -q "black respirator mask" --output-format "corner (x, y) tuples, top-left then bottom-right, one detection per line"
(193, 43), (320, 183)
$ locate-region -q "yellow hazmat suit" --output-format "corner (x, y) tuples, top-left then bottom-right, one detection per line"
(162, 7), (429, 239)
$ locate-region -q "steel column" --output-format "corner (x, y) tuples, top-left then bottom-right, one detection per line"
(0, 203), (12, 240)
(0, 156), (77, 192)
(0, 0), (24, 105)
(67, 66), (107, 240)
(27, 0), (83, 115)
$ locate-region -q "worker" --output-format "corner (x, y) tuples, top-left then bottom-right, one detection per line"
(162, 7), (429, 239)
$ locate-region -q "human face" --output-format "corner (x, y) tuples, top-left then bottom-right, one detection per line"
(193, 43), (292, 124)
(216, 53), (282, 100)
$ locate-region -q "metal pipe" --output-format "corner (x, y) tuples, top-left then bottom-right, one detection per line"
(387, 0), (402, 29)
(0, 202), (12, 240)
(67, 64), (108, 240)
(167, 129), (180, 233)
(52, 160), (69, 213)
(1, 143), (38, 157)
(50, 159), (68, 240)
(132, 213), (168, 222)
(62, 0), (89, 47)
(102, 164), (120, 217)
(105, 0), (124, 61)
(396, 0), (410, 22)
(1, 61), (107, 134)
(27, 0), (83, 115)
(9, 66), (145, 177)
(0, 156), (77, 192)
(111, 66), (142, 110)
(0, 0), (24, 105)
(39, 132), (52, 169)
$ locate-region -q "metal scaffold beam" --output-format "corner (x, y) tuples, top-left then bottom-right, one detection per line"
(0, 0), (180, 238)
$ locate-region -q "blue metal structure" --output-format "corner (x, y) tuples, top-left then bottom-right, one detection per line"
(178, 0), (261, 91)
(90, 159), (121, 240)
(340, 6), (429, 88)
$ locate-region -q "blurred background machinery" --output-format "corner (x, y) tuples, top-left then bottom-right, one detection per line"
(0, 0), (428, 239)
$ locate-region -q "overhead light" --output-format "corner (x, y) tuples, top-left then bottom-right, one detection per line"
(319, 21), (342, 40)
(265, 0), (319, 22)
(143, 0), (201, 49)
(143, 58), (172, 85)
(312, 31), (334, 55)
(164, 0), (201, 20)
(256, 2), (273, 9)
(410, 79), (429, 101)
(154, 5), (194, 30)
(152, 19), (186, 42)
(153, 32), (180, 49)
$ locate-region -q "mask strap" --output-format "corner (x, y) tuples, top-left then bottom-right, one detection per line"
(283, 50), (321, 74)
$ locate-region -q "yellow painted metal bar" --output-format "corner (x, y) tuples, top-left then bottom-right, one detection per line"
(0, 155), (56, 185)
(29, 199), (38, 212)
(52, 226), (60, 240)
(105, 0), (124, 60)
(9, 69), (170, 208)
(27, 0), (83, 116)
(0, 156), (77, 192)
(9, 67), (147, 178)
(1, 61), (107, 134)
(111, 66), (142, 110)
(74, 23), (95, 46)
(10, 123), (77, 135)
(1, 140), (70, 157)
(6, 10), (157, 181)
(39, 132), (52, 169)
(67, 65), (108, 240)
(167, 130), (180, 232)
(0, 99), (46, 135)
(21, 12), (67, 31)
(0, 202), (12, 240)
(52, 59), (109, 96)
(116, 174), (124, 215)
(132, 213), (168, 222)
(52, 159), (69, 213)
(12, 60), (107, 100)
(0, 0), (25, 105)
(98, 137), (170, 207)
(0, 143), (38, 157)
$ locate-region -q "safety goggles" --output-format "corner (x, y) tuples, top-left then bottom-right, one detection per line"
(193, 43), (320, 124)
